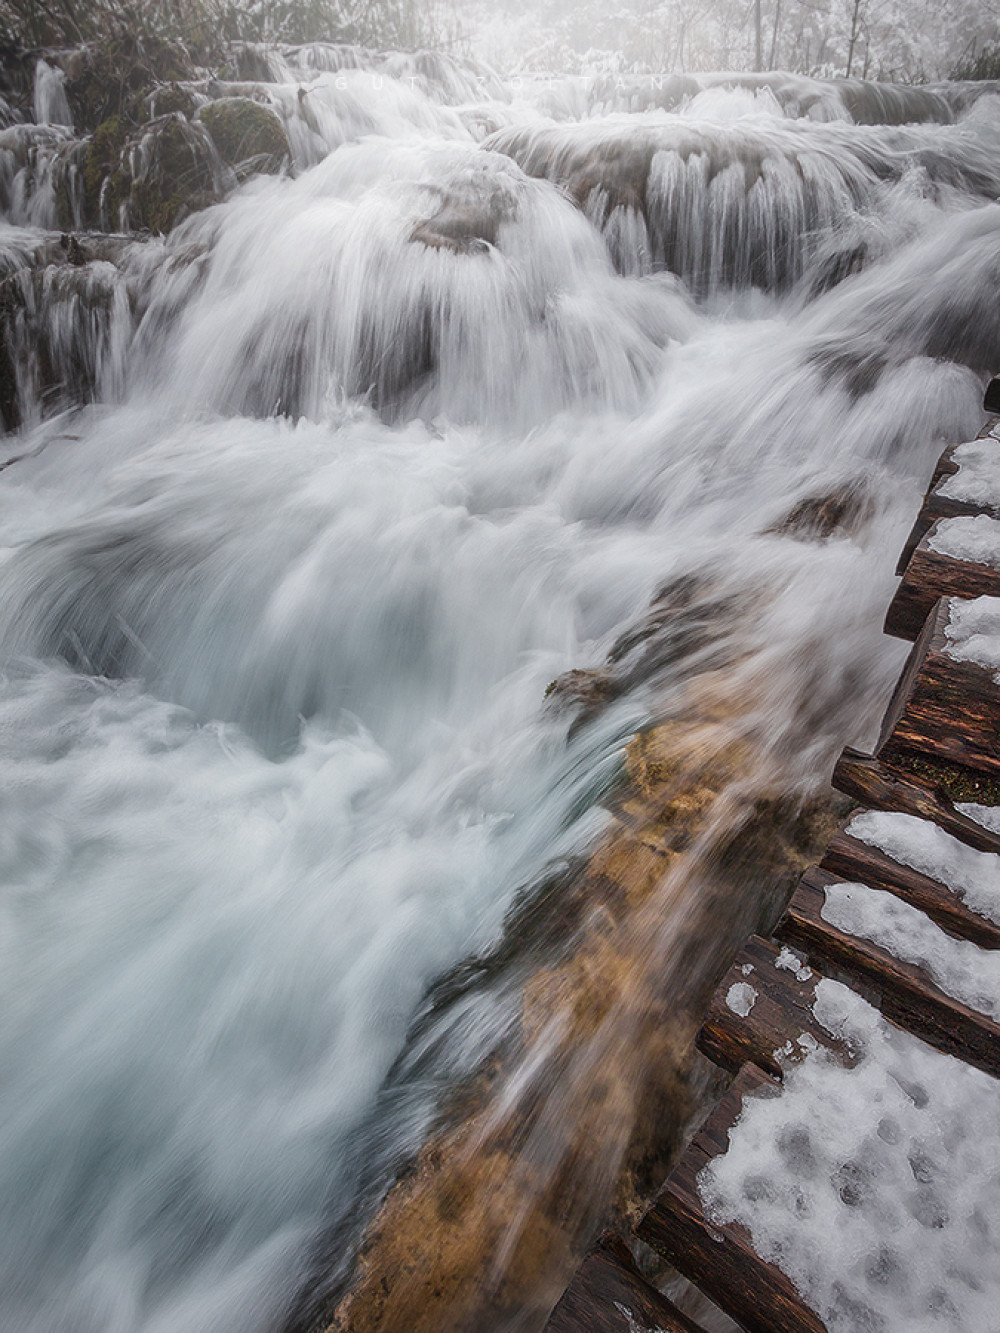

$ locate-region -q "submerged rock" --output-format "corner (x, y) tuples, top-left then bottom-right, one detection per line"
(197, 97), (289, 178)
(409, 173), (518, 253)
(765, 484), (875, 541)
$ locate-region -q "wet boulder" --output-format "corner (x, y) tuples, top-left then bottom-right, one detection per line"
(83, 112), (228, 234)
(0, 233), (140, 431)
(82, 113), (129, 225)
(144, 82), (202, 122)
(121, 113), (229, 234)
(197, 97), (289, 179)
(60, 35), (196, 133)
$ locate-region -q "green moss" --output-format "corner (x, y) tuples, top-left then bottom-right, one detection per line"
(198, 98), (289, 178)
(146, 83), (200, 121)
(127, 115), (218, 235)
(889, 752), (1000, 807)
(64, 37), (196, 133)
(83, 115), (128, 227)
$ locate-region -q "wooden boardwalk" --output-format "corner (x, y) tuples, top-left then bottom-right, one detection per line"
(543, 394), (1000, 1333)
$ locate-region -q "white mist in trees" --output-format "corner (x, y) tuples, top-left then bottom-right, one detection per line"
(465, 0), (1000, 80)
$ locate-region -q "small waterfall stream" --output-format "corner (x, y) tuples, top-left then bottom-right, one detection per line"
(1, 45), (999, 1333)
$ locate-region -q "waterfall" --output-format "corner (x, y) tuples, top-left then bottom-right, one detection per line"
(0, 42), (997, 1333)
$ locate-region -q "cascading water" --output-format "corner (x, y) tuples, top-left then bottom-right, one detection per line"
(1, 39), (999, 1333)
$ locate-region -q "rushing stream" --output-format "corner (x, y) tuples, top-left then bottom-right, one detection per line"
(1, 45), (999, 1333)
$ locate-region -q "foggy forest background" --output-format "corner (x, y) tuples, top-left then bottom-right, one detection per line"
(8, 0), (1000, 84)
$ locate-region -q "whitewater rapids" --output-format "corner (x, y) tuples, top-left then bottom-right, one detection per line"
(0, 50), (998, 1333)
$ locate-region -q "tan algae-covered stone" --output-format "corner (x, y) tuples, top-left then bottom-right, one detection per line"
(324, 654), (841, 1333)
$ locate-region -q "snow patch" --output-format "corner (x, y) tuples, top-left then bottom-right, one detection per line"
(938, 437), (1000, 509)
(957, 801), (1000, 834)
(775, 945), (813, 981)
(849, 809), (1000, 926)
(699, 980), (1000, 1333)
(726, 982), (758, 1017)
(821, 880), (1000, 1019)
(928, 514), (1000, 569)
(944, 595), (1000, 680)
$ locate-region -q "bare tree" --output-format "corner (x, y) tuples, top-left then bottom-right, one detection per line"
(845, 0), (865, 75)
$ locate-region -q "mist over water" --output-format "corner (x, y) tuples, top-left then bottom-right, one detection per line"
(1, 44), (998, 1333)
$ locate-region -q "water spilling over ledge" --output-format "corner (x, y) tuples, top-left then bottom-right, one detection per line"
(0, 30), (998, 1333)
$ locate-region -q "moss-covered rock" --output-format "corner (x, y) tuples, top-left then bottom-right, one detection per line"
(62, 36), (196, 133)
(124, 114), (223, 234)
(83, 115), (129, 228)
(145, 82), (201, 121)
(198, 97), (289, 178)
(52, 140), (87, 231)
(81, 112), (225, 235)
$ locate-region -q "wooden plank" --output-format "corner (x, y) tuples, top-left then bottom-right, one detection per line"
(877, 596), (1000, 778)
(884, 519), (1000, 641)
(637, 1063), (827, 1333)
(775, 867), (1000, 1078)
(697, 935), (846, 1079)
(895, 443), (966, 574)
(896, 422), (1000, 576)
(821, 827), (1000, 950)
(543, 1233), (709, 1333)
(895, 490), (993, 577)
(832, 746), (1000, 855)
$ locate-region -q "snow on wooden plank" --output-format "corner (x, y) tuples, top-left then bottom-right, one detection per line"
(877, 595), (1000, 780)
(895, 421), (1000, 574)
(821, 822), (1000, 950)
(885, 515), (1000, 640)
(832, 746), (1000, 855)
(697, 982), (1000, 1333)
(637, 1063), (828, 1333)
(775, 867), (1000, 1078)
(697, 935), (846, 1080)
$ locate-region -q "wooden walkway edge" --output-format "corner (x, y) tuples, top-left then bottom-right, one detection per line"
(542, 389), (1000, 1333)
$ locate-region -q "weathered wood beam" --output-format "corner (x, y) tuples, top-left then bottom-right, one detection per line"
(832, 747), (1000, 855)
(775, 867), (1000, 1078)
(895, 417), (1000, 575)
(543, 1233), (709, 1333)
(877, 596), (1000, 779)
(637, 1063), (828, 1333)
(697, 934), (845, 1080)
(821, 826), (1000, 950)
(885, 519), (1000, 640)
(895, 442), (967, 575)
